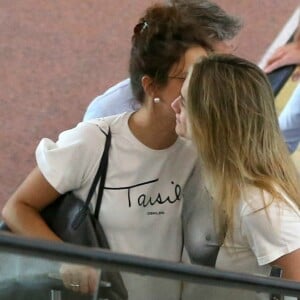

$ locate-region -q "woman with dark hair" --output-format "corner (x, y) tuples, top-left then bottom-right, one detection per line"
(2, 4), (211, 300)
(83, 0), (242, 121)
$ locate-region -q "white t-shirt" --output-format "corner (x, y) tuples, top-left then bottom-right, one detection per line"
(36, 112), (197, 300)
(211, 186), (300, 300)
(216, 186), (300, 274)
(180, 186), (300, 300)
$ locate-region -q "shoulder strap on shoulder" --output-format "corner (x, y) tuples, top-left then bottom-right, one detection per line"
(83, 127), (111, 216)
(86, 118), (110, 135)
(94, 128), (111, 218)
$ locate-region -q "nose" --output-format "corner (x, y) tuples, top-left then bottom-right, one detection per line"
(171, 96), (181, 113)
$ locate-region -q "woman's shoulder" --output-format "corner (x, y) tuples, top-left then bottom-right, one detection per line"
(60, 112), (129, 142)
(56, 120), (108, 148)
(36, 116), (115, 167)
(239, 184), (300, 218)
(35, 118), (115, 193)
(86, 112), (131, 133)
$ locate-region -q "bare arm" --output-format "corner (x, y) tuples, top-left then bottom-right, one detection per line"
(2, 166), (62, 242)
(271, 249), (300, 281)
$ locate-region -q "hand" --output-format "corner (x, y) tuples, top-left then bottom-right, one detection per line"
(60, 263), (100, 294)
(264, 42), (300, 74)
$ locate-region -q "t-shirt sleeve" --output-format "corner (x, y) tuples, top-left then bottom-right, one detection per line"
(35, 121), (107, 194)
(241, 194), (300, 266)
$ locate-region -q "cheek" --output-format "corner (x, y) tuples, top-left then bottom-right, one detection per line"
(180, 109), (187, 126)
(161, 82), (182, 105)
(186, 119), (192, 139)
(181, 110), (193, 139)
(178, 110), (189, 136)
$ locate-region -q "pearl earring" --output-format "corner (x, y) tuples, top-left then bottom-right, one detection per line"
(153, 97), (160, 103)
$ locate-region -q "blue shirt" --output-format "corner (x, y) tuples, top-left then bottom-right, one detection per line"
(83, 78), (141, 120)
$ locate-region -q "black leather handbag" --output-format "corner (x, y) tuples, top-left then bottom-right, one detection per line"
(0, 127), (128, 300)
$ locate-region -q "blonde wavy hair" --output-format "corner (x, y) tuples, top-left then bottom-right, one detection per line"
(187, 54), (300, 236)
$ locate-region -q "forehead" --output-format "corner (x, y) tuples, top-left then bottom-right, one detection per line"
(169, 46), (207, 76)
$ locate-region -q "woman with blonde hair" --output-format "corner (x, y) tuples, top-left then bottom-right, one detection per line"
(172, 54), (300, 281)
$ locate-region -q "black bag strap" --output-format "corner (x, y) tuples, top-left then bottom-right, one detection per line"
(87, 127), (111, 210)
(72, 127), (111, 229)
(94, 128), (111, 218)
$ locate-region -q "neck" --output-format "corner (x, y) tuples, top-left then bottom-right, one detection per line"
(128, 107), (178, 150)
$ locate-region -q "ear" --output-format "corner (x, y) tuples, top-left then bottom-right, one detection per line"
(141, 75), (156, 98)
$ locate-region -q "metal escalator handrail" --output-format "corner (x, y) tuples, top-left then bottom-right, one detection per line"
(0, 232), (299, 298)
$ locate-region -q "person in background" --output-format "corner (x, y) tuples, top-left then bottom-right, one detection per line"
(83, 0), (241, 121)
(264, 21), (300, 75)
(1, 4), (214, 300)
(172, 53), (300, 283)
(264, 17), (300, 153)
